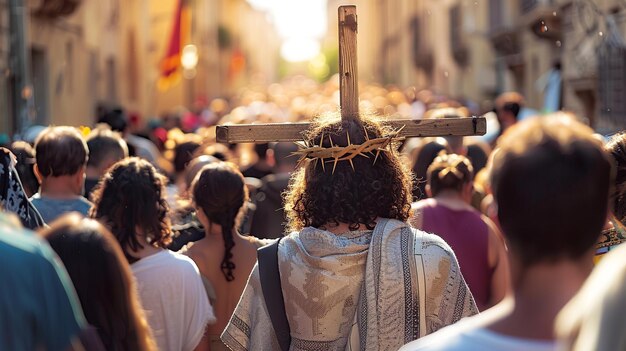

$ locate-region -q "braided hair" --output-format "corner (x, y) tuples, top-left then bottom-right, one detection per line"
(427, 152), (474, 196)
(191, 162), (248, 282)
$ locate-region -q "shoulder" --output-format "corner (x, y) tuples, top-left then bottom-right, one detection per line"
(398, 320), (483, 351)
(415, 228), (456, 257)
(155, 250), (203, 276)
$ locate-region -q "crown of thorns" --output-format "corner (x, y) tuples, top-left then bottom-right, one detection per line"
(292, 125), (406, 173)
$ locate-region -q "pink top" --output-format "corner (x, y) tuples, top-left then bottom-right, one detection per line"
(415, 198), (492, 311)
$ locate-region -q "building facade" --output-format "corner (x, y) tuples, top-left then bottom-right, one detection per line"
(1, 0), (279, 136)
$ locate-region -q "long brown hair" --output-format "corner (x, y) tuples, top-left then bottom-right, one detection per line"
(41, 213), (157, 351)
(191, 162), (248, 281)
(90, 157), (172, 263)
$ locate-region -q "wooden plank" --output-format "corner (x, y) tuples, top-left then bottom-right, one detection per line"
(338, 5), (359, 122)
(215, 117), (487, 143)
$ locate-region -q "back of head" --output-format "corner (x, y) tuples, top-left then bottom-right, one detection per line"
(41, 213), (155, 351)
(90, 157), (171, 263)
(605, 133), (626, 224)
(412, 140), (448, 199)
(285, 112), (413, 231)
(192, 162), (248, 281)
(98, 108), (128, 133)
(86, 125), (129, 170)
(184, 155), (221, 190)
(495, 92), (524, 120)
(427, 153), (473, 196)
(173, 141), (201, 174)
(34, 126), (88, 177)
(491, 114), (612, 266)
(271, 142), (299, 171)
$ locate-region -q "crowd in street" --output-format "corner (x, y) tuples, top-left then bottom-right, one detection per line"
(2, 76), (626, 351)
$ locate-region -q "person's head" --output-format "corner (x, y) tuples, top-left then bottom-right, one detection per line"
(34, 126), (88, 195)
(285, 112), (413, 231)
(253, 143), (270, 161)
(556, 244), (626, 351)
(86, 125), (129, 176)
(173, 140), (201, 175)
(184, 155), (221, 191)
(412, 139), (448, 200)
(494, 92), (524, 132)
(41, 213), (156, 351)
(491, 114), (612, 269)
(10, 141), (38, 197)
(191, 162), (248, 281)
(605, 132), (626, 225)
(98, 108), (128, 133)
(427, 153), (474, 203)
(269, 142), (299, 173)
(90, 157), (172, 263)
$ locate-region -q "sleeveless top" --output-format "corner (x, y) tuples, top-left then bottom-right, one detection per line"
(417, 198), (492, 311)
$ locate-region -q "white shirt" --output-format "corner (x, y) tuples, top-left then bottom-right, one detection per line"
(132, 250), (216, 351)
(399, 317), (556, 351)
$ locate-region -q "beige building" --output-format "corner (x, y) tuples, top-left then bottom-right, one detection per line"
(1, 0), (279, 135)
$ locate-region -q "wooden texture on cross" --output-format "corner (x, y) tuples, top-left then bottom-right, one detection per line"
(338, 5), (358, 121)
(214, 5), (487, 144)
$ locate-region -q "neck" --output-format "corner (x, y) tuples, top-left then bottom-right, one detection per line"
(40, 176), (81, 198)
(488, 257), (593, 340)
(323, 221), (372, 234)
(131, 234), (164, 259)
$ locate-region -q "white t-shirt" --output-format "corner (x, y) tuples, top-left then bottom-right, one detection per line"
(132, 250), (216, 351)
(399, 318), (556, 351)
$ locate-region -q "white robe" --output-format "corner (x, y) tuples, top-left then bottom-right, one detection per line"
(222, 218), (477, 351)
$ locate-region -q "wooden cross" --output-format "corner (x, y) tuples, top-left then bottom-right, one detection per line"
(215, 5), (486, 144)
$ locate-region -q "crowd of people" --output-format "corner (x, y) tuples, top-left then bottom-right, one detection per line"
(1, 76), (626, 351)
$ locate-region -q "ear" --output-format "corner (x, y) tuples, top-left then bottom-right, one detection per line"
(425, 184), (432, 198)
(33, 164), (43, 183)
(195, 206), (209, 228)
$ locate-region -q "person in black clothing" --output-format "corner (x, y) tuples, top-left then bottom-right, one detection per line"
(249, 142), (298, 239)
(242, 143), (273, 179)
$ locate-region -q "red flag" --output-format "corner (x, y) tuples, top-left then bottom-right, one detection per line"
(158, 0), (191, 91)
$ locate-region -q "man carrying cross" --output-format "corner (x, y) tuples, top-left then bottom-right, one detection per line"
(219, 6), (479, 351)
(220, 112), (477, 351)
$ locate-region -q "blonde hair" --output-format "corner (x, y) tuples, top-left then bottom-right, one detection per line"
(556, 243), (626, 351)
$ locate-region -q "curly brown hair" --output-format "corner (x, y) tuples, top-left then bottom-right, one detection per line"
(285, 113), (413, 232)
(90, 157), (172, 263)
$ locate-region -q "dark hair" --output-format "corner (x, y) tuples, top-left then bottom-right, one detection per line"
(184, 155), (221, 190)
(427, 153), (473, 196)
(491, 115), (612, 266)
(34, 126), (88, 177)
(254, 143), (269, 160)
(412, 140), (448, 199)
(606, 133), (626, 224)
(86, 126), (128, 168)
(41, 213), (156, 351)
(174, 141), (201, 174)
(10, 141), (38, 197)
(271, 142), (299, 169)
(495, 92), (524, 120)
(192, 162), (248, 281)
(285, 113), (413, 231)
(98, 108), (128, 133)
(90, 157), (172, 263)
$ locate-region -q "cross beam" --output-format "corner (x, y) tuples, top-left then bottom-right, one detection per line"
(215, 5), (486, 144)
